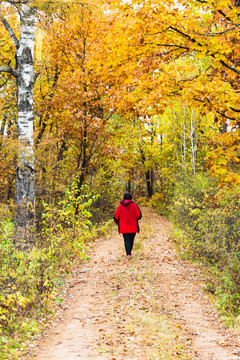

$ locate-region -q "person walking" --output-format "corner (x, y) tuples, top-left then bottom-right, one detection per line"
(114, 192), (142, 259)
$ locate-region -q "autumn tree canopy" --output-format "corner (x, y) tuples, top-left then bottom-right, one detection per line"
(0, 0), (239, 242)
(0, 2), (240, 354)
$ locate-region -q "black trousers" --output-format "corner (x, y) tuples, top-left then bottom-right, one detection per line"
(123, 233), (136, 256)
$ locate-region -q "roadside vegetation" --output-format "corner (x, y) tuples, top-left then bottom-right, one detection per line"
(0, 0), (240, 357)
(0, 186), (97, 359)
(170, 174), (240, 326)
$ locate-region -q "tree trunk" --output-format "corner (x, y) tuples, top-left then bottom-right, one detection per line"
(171, 111), (180, 164)
(190, 109), (196, 175)
(75, 119), (88, 216)
(145, 169), (154, 198)
(140, 148), (154, 198)
(126, 179), (131, 193)
(14, 3), (36, 247)
(181, 107), (186, 171)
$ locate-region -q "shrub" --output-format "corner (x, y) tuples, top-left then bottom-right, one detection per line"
(149, 192), (171, 215)
(171, 173), (240, 318)
(0, 183), (96, 359)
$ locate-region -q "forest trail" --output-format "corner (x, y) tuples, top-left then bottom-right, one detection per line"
(28, 208), (240, 360)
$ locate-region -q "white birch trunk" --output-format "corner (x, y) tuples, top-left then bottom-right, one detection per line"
(183, 108), (186, 170)
(180, 107), (186, 171)
(190, 109), (196, 175)
(172, 111), (179, 163)
(15, 3), (36, 246)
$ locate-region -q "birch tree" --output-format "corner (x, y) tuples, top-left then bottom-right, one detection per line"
(190, 109), (196, 175)
(0, 1), (36, 246)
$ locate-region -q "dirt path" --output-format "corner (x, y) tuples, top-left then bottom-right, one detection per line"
(28, 208), (240, 360)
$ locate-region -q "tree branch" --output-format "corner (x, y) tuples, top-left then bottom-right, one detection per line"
(216, 9), (233, 23)
(194, 97), (237, 120)
(219, 60), (240, 75)
(0, 66), (18, 78)
(169, 26), (240, 75)
(0, 15), (19, 49)
(194, 1), (233, 22)
(0, 74), (11, 88)
(169, 26), (201, 46)
(230, 107), (240, 113)
(193, 24), (240, 36)
(216, 110), (236, 120)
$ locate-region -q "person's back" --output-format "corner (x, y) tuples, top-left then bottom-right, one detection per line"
(114, 199), (141, 234)
(114, 192), (142, 258)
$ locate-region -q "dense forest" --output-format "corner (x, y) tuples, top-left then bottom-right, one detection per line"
(0, 0), (240, 357)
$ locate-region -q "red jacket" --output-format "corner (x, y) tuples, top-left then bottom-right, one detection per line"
(114, 200), (142, 234)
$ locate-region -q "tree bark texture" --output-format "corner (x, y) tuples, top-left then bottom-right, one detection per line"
(14, 3), (36, 246)
(0, 2), (37, 246)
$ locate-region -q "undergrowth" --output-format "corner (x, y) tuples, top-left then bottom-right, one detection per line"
(0, 183), (112, 359)
(170, 173), (240, 326)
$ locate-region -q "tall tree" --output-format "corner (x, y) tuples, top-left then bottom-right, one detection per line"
(0, 1), (36, 245)
(33, 2), (122, 210)
(106, 0), (240, 185)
